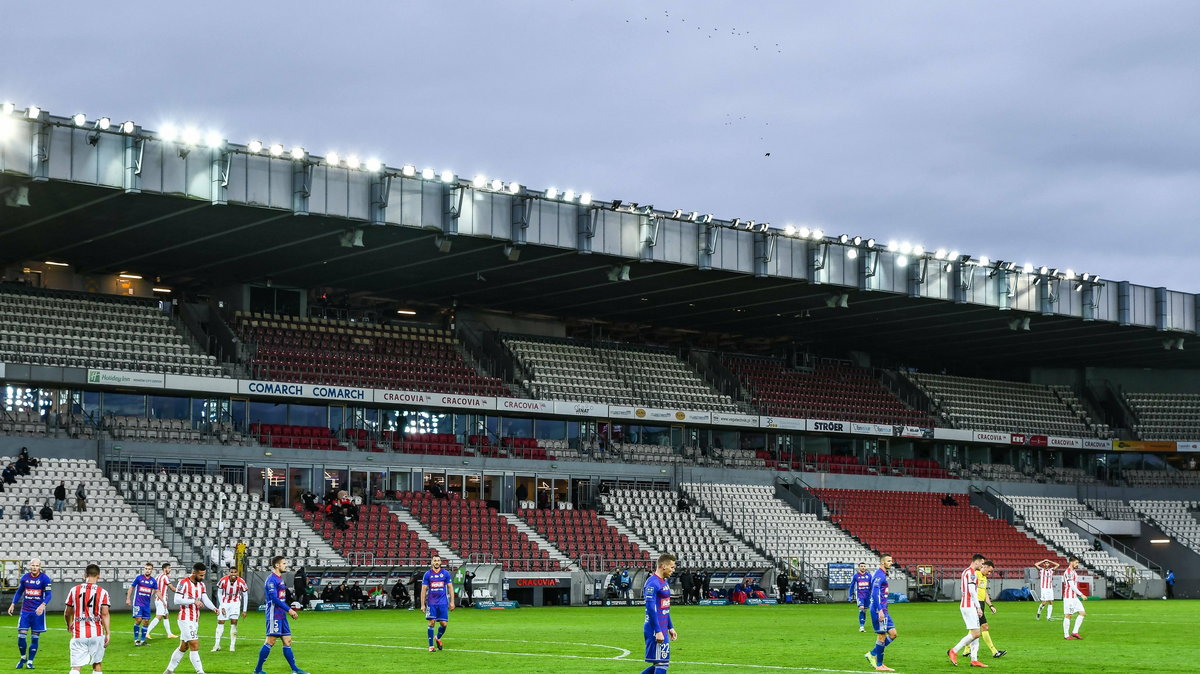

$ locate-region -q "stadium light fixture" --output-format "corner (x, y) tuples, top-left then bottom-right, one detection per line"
(846, 247), (859, 260)
(1, 102), (13, 115)
(439, 169), (455, 183)
(852, 236), (862, 246)
(120, 121), (135, 134)
(268, 143), (285, 157)
(913, 244), (925, 256)
(343, 155), (361, 170)
(1022, 262), (1033, 273)
(118, 273), (143, 280)
(181, 127), (201, 146)
(363, 157), (380, 171)
(1038, 265), (1049, 275)
(1150, 539), (1170, 544)
(290, 147), (306, 161)
(159, 123), (179, 143)
(490, 178), (503, 191)
(545, 187), (560, 199)
(811, 228), (824, 240)
(837, 234), (849, 244)
(950, 252), (962, 263)
(797, 226), (810, 239)
(43, 261), (70, 267)
(507, 181), (521, 194)
(0, 116), (14, 141)
(401, 164), (416, 177)
(472, 174), (487, 189)
(97, 117), (111, 131)
(580, 192), (593, 206)
(865, 238), (875, 249)
(888, 240), (899, 251)
(1065, 268), (1075, 279)
(783, 225), (796, 236)
(395, 309), (417, 316)
(72, 113), (87, 127)
(898, 241), (913, 255)
(978, 255), (990, 267)
(934, 249), (947, 260)
(204, 131), (223, 149)
(151, 287), (172, 294)
(25, 106), (41, 119)
(325, 151), (340, 166)
(421, 167), (435, 180)
(671, 209), (683, 218)
(896, 255), (909, 268)
(563, 189), (576, 202)
(247, 139), (263, 153)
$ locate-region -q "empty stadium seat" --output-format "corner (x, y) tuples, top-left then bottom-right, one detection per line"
(517, 508), (650, 568)
(395, 491), (558, 572)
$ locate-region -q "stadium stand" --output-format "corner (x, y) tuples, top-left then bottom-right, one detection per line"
(1085, 499), (1139, 520)
(251, 423), (343, 451)
(102, 416), (202, 443)
(902, 372), (1110, 438)
(394, 491), (559, 571)
(0, 285), (223, 376)
(505, 336), (737, 411)
(295, 502), (437, 563)
(965, 463), (1035, 483)
(1124, 392), (1200, 441)
(811, 488), (1067, 573)
(611, 442), (685, 465)
(1124, 468), (1200, 487)
(0, 410), (47, 437)
(598, 487), (769, 569)
(1043, 466), (1099, 485)
(724, 357), (930, 425)
(1129, 499), (1200, 555)
(116, 471), (334, 568)
(236, 313), (507, 396)
(516, 507), (651, 567)
(996, 495), (1153, 580)
(0, 457), (177, 581)
(683, 483), (877, 569)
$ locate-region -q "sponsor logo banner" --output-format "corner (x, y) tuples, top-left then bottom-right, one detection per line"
(758, 416), (806, 430)
(809, 419), (852, 434)
(744, 598), (779, 605)
(712, 412), (759, 427)
(933, 428), (974, 442)
(609, 406), (644, 420)
(511, 577), (570, 588)
(1112, 440), (1177, 452)
(312, 602), (353, 611)
(586, 599), (645, 607)
(972, 431), (1011, 444)
(852, 422), (895, 436)
(472, 600), (520, 609)
(374, 389), (496, 410)
(1029, 435), (1049, 447)
(1010, 433), (1027, 445)
(375, 389), (438, 405)
(240, 380), (367, 401)
(1081, 438), (1110, 450)
(1047, 436), (1083, 449)
(697, 599), (731, 606)
(553, 401), (610, 417)
(497, 398), (554, 414)
(87, 369), (165, 388)
(608, 406), (710, 424)
(1176, 442), (1200, 452)
(899, 425), (932, 439)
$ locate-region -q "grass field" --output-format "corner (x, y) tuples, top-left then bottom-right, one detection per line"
(2, 600), (1193, 673)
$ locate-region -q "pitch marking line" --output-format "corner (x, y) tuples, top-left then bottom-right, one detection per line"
(305, 639), (910, 672)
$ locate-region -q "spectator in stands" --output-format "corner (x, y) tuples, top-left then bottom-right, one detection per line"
(463, 568), (475, 607)
(776, 572), (790, 603)
(19, 500), (34, 521)
(74, 482), (87, 512)
(1165, 570), (1175, 599)
(14, 454), (31, 476)
(17, 448), (38, 469)
(2, 463), (17, 485)
(38, 501), (53, 521)
(676, 493), (690, 513)
(340, 492), (360, 524)
(1188, 458), (1197, 471)
(326, 500), (348, 531)
(427, 482), (445, 499)
(942, 494), (958, 506)
(300, 490), (319, 513)
(53, 481), (66, 512)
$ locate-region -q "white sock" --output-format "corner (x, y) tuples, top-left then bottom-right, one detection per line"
(952, 634), (974, 652)
(1063, 616), (1071, 638)
(230, 626), (237, 648)
(188, 649), (203, 672)
(148, 617), (161, 635)
(1046, 605), (1053, 620)
(969, 640), (979, 661)
(1073, 615), (1084, 634)
(167, 648), (185, 672)
(1036, 604), (1043, 617)
(214, 623), (225, 647)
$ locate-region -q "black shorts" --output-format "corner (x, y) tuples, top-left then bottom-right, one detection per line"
(979, 611), (988, 626)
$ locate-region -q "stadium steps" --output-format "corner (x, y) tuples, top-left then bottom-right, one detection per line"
(597, 516), (660, 558)
(387, 506), (463, 567)
(500, 514), (580, 571)
(273, 508), (350, 564)
(128, 501), (206, 564)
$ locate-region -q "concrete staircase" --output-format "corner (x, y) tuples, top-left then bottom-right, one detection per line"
(598, 515), (659, 557)
(272, 508), (349, 565)
(502, 513), (578, 571)
(387, 506), (463, 567)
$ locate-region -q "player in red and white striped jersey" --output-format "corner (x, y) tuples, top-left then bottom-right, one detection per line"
(164, 563), (217, 674)
(1061, 555), (1088, 640)
(147, 562), (178, 640)
(1034, 558), (1060, 621)
(947, 553), (987, 667)
(212, 566), (249, 652)
(63, 564), (110, 674)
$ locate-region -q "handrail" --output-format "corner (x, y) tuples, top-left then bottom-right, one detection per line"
(1063, 515), (1162, 579)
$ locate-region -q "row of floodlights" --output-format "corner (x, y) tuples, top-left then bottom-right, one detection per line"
(1, 104), (136, 135)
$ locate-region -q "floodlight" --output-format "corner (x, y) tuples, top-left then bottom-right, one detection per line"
(846, 248), (859, 260)
(0, 102), (13, 115)
(949, 251), (961, 262)
(421, 167), (435, 180)
(546, 187), (559, 199)
(580, 192), (593, 205)
(913, 245), (925, 256)
(97, 117), (111, 130)
(1038, 266), (1049, 275)
(1023, 262), (1033, 273)
(326, 152), (340, 166)
(247, 139), (263, 153)
(72, 113), (87, 127)
(896, 255), (909, 268)
(978, 256), (989, 267)
(204, 131), (223, 148)
(120, 121), (135, 134)
(671, 209), (682, 218)
(346, 155), (363, 170)
(181, 127), (201, 146)
(838, 234), (849, 244)
(401, 164), (416, 177)
(784, 225), (796, 236)
(439, 169), (455, 183)
(160, 123), (179, 143)
(290, 147), (306, 160)
(269, 143), (285, 157)
(688, 211), (698, 221)
(852, 236), (862, 246)
(935, 249), (947, 260)
(490, 178), (503, 191)
(899, 242), (913, 255)
(472, 174), (487, 189)
(811, 228), (824, 240)
(731, 218), (741, 227)
(507, 182), (521, 194)
(797, 226), (810, 238)
(1065, 268), (1075, 279)
(888, 240), (899, 251)
(865, 238), (875, 248)
(25, 106), (40, 119)
(364, 158), (381, 171)
(563, 189), (576, 202)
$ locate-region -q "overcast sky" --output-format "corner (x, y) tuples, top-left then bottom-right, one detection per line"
(4, 1), (1198, 291)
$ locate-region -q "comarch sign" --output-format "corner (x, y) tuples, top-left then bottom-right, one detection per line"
(239, 380), (367, 401)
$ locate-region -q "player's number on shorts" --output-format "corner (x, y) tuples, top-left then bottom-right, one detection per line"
(271, 620), (280, 634)
(657, 642), (670, 660)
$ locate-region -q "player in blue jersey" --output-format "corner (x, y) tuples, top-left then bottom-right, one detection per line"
(7, 558), (51, 669)
(850, 562), (872, 632)
(124, 562), (158, 646)
(255, 556), (308, 674)
(642, 553), (678, 674)
(863, 553), (897, 672)
(421, 555), (455, 653)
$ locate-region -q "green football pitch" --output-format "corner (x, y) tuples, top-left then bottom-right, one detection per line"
(3, 601), (1192, 673)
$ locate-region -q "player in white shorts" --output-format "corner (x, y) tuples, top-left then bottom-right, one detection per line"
(1061, 555), (1088, 640)
(64, 564), (110, 674)
(947, 554), (987, 667)
(147, 562), (178, 639)
(212, 566), (249, 652)
(1034, 558), (1059, 621)
(164, 563), (217, 674)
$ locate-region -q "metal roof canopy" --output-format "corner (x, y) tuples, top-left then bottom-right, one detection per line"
(1, 116), (1198, 372)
